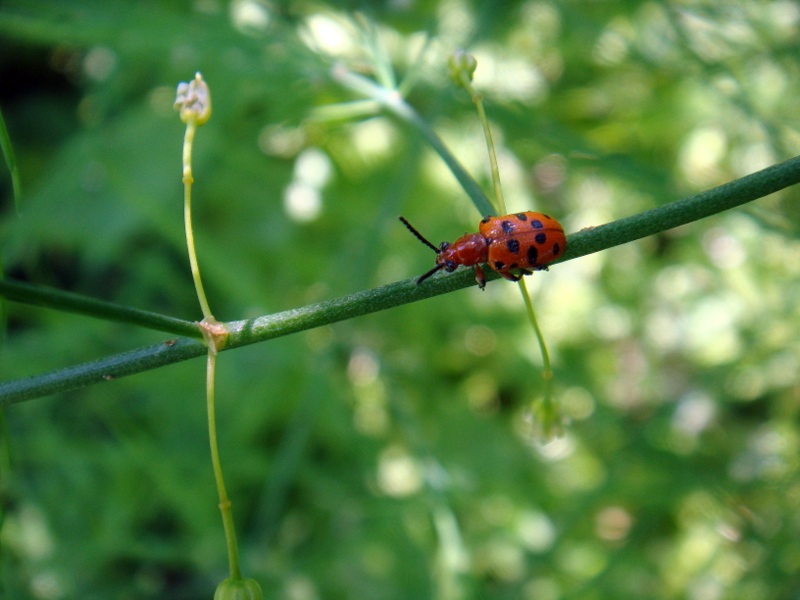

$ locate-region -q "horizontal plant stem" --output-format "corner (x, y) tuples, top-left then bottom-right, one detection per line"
(0, 278), (201, 339)
(1, 153), (799, 406)
(561, 154), (800, 262)
(0, 276), (464, 407)
(0, 337), (207, 406)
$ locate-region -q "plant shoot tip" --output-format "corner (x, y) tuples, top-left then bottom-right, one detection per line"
(448, 50), (478, 86)
(175, 72), (212, 125)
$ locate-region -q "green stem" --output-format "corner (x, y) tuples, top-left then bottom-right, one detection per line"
(0, 408), (11, 492)
(0, 336), (207, 406)
(458, 75), (503, 215)
(2, 153), (800, 406)
(0, 278), (201, 338)
(519, 278), (551, 380)
(473, 96), (503, 214)
(206, 351), (242, 580)
(563, 155), (800, 259)
(331, 65), (496, 217)
(519, 277), (559, 436)
(456, 61), (552, 425)
(355, 14), (396, 91)
(183, 122), (212, 320)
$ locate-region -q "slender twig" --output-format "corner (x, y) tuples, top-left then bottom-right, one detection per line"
(175, 72), (213, 320)
(175, 73), (245, 587)
(1, 153), (800, 406)
(0, 279), (201, 338)
(206, 351), (241, 580)
(331, 65), (496, 216)
(450, 50), (560, 433)
(183, 122), (213, 319)
(451, 53), (503, 214)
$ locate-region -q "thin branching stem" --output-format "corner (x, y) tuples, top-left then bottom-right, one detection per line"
(452, 51), (558, 432)
(206, 351), (242, 580)
(0, 278), (201, 338)
(175, 73), (243, 585)
(519, 278), (551, 379)
(455, 71), (503, 214)
(1, 153), (800, 406)
(183, 123), (213, 320)
(331, 65), (496, 216)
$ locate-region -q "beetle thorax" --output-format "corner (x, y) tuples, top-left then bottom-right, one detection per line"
(436, 233), (488, 271)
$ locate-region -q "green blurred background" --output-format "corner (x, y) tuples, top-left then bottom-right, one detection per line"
(1, 1), (800, 598)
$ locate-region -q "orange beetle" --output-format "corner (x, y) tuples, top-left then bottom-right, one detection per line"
(399, 212), (566, 289)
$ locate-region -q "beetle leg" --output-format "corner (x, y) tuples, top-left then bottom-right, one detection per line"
(498, 270), (522, 282)
(474, 264), (487, 290)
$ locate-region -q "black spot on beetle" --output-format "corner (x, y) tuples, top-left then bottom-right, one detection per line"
(553, 242), (561, 255)
(535, 233), (547, 244)
(527, 245), (539, 264)
(481, 215), (493, 224)
(509, 263), (518, 269)
(515, 213), (528, 221)
(494, 260), (506, 270)
(507, 238), (520, 254)
(501, 220), (515, 233)
(531, 219), (544, 229)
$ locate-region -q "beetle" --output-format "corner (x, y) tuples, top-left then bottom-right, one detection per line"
(399, 212), (566, 289)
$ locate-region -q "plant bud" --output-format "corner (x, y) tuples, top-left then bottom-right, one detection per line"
(448, 50), (478, 86)
(214, 577), (263, 600)
(175, 72), (212, 125)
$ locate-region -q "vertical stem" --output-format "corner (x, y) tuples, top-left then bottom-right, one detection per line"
(457, 57), (558, 433)
(177, 76), (244, 581)
(183, 122), (213, 320)
(207, 351), (242, 580)
(0, 408), (11, 497)
(519, 279), (552, 385)
(463, 82), (504, 215)
(519, 277), (559, 436)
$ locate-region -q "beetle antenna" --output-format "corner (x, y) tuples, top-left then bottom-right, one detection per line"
(416, 264), (444, 285)
(399, 216), (440, 253)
